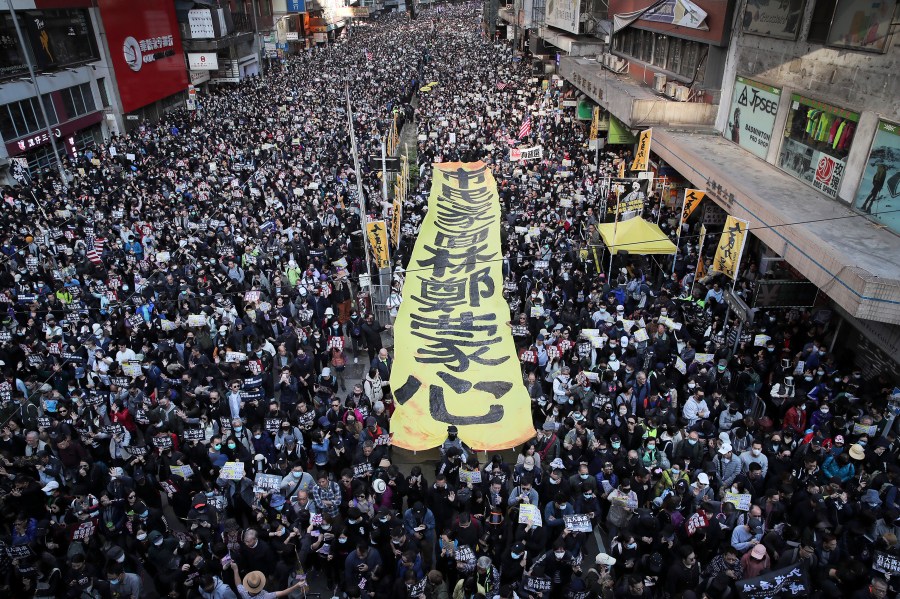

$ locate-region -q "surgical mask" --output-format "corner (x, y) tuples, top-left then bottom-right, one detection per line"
(511, 552), (522, 559)
(671, 469), (680, 476)
(583, 493), (594, 499)
(767, 347), (774, 352)
(235, 426), (243, 433)
(647, 444), (656, 450)
(110, 579), (120, 586)
(380, 517), (390, 523)
(722, 457), (731, 464)
(688, 439), (697, 445)
(580, 473), (588, 479)
(338, 537), (347, 544)
(688, 383), (696, 389)
(227, 443), (236, 450)
(292, 471), (302, 478)
(136, 532), (147, 541)
(558, 503), (567, 509)
(612, 442), (621, 449)
(554, 551), (565, 559)
(816, 371), (824, 376)
(627, 543), (637, 550)
(254, 434), (261, 440)
(213, 444), (222, 451)
(805, 376), (814, 382)
(751, 449), (761, 456)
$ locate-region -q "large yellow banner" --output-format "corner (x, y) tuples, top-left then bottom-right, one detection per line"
(389, 162), (533, 451)
(631, 128), (652, 171)
(713, 216), (748, 280)
(365, 221), (390, 269)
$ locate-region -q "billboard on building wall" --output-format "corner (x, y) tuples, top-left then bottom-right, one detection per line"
(98, 0), (189, 113)
(742, 0), (806, 39)
(724, 76), (781, 159)
(854, 120), (900, 235)
(545, 0), (580, 34)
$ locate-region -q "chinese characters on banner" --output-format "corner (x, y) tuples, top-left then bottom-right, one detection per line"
(680, 189), (705, 226)
(509, 146), (544, 162)
(630, 128), (652, 171)
(737, 565), (809, 598)
(365, 220), (390, 268)
(712, 215), (748, 280)
(389, 162), (534, 451)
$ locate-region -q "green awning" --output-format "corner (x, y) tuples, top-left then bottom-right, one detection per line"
(608, 115), (636, 145)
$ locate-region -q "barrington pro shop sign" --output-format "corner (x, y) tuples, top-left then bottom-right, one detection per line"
(724, 76), (781, 160)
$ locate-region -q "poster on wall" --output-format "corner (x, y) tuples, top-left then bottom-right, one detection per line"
(778, 95), (858, 199)
(545, 0), (580, 34)
(854, 120), (900, 234)
(826, 0), (897, 53)
(98, 0), (189, 113)
(725, 77), (781, 159)
(742, 0), (806, 39)
(640, 0), (709, 30)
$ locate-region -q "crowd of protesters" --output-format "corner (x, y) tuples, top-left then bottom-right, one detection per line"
(0, 3), (898, 599)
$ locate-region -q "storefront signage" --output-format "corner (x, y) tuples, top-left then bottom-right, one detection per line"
(853, 120), (900, 235)
(546, 0), (580, 34)
(639, 0), (708, 30)
(725, 77), (781, 159)
(98, 0), (188, 113)
(188, 52), (218, 70)
(742, 0), (806, 40)
(5, 112), (102, 157)
(286, 32), (299, 41)
(286, 0), (307, 11)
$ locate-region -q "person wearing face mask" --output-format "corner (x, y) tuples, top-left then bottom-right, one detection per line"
(280, 461), (315, 498)
(739, 441), (769, 478)
(439, 425), (471, 462)
(810, 402), (833, 431)
(783, 400), (808, 436)
(543, 491), (575, 542)
(106, 562), (142, 599)
(718, 402), (743, 432)
(528, 539), (580, 592)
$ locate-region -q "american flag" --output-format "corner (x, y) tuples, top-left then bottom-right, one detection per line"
(85, 235), (105, 264)
(366, 50), (373, 61)
(517, 115), (532, 140)
(496, 82), (508, 90)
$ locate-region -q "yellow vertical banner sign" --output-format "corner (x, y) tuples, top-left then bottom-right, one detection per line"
(365, 221), (390, 269)
(389, 162), (534, 451)
(680, 189), (705, 226)
(617, 160), (626, 179)
(589, 107), (600, 141)
(712, 216), (748, 280)
(630, 128), (652, 171)
(390, 198), (402, 249)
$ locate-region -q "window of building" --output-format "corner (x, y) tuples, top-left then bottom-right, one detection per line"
(807, 0), (838, 43)
(778, 94), (859, 199)
(60, 82), (96, 120)
(653, 34), (667, 66)
(0, 9), (99, 81)
(611, 28), (709, 82)
(0, 94), (57, 140)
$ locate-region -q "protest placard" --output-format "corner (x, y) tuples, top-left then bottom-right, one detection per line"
(254, 473), (283, 494)
(523, 575), (553, 593)
(170, 465), (194, 478)
(152, 435), (173, 449)
(407, 578), (427, 598)
(725, 492), (752, 511)
(459, 469), (483, 485)
(182, 428), (206, 441)
(454, 545), (474, 563)
(220, 462), (245, 480)
(353, 462), (373, 478)
(187, 314), (207, 327)
(518, 503), (542, 527)
(563, 514), (593, 533)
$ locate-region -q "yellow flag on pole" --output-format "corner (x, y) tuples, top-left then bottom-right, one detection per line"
(712, 216), (748, 280)
(365, 221), (390, 269)
(630, 128), (652, 171)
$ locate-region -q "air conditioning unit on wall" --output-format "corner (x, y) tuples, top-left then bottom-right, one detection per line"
(653, 72), (666, 93)
(673, 85), (690, 102)
(665, 82), (677, 97)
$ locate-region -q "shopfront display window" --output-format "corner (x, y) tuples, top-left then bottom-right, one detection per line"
(778, 94), (858, 199)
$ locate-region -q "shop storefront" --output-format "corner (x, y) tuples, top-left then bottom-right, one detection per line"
(4, 111), (103, 172)
(852, 119), (900, 235)
(777, 95), (858, 199)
